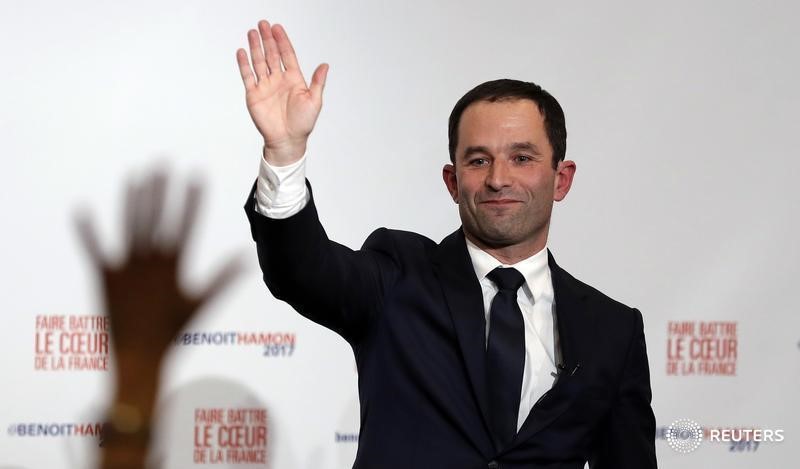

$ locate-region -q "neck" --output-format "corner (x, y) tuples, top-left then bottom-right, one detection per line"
(463, 229), (548, 265)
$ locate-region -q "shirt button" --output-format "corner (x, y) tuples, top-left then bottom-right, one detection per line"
(487, 461), (499, 469)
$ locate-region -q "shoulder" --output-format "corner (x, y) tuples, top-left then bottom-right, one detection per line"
(554, 261), (643, 329)
(570, 270), (636, 312)
(363, 227), (438, 251)
(359, 228), (439, 269)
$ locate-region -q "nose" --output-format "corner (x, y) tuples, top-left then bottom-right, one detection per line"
(486, 159), (512, 191)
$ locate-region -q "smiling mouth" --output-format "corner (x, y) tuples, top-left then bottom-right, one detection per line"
(480, 199), (521, 205)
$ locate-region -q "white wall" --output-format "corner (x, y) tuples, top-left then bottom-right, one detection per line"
(1, 1), (798, 467)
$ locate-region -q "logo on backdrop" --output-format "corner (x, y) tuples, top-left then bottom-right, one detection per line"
(666, 321), (737, 376)
(7, 422), (103, 440)
(34, 315), (110, 371)
(193, 408), (267, 464)
(666, 418), (703, 453)
(658, 419), (785, 454)
(335, 431), (359, 443)
(174, 331), (296, 357)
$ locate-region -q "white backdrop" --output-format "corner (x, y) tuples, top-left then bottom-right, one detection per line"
(2, 1), (799, 468)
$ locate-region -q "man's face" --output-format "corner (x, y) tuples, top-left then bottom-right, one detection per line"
(443, 99), (575, 253)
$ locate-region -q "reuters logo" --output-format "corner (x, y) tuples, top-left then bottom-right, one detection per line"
(666, 418), (703, 453)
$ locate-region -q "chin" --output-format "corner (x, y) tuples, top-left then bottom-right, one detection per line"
(474, 229), (526, 248)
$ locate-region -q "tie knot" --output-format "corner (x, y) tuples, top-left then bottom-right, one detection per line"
(487, 267), (525, 292)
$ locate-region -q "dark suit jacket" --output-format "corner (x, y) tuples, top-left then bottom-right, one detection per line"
(245, 182), (657, 469)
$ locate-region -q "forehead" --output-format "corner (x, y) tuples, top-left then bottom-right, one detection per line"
(457, 99), (549, 152)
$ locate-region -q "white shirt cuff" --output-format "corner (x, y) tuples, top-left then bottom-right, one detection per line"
(254, 151), (310, 219)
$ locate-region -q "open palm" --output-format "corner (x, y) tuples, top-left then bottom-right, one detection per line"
(236, 21), (328, 165)
(76, 172), (242, 365)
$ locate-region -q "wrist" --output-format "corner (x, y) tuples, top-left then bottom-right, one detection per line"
(113, 361), (160, 414)
(262, 140), (306, 166)
(99, 401), (152, 467)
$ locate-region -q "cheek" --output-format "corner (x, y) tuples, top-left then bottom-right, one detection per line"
(527, 176), (556, 199)
(455, 177), (480, 203)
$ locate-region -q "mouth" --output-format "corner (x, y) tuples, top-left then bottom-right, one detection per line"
(479, 199), (522, 205)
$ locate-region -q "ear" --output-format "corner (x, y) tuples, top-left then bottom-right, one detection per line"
(442, 163), (459, 203)
(553, 160), (576, 202)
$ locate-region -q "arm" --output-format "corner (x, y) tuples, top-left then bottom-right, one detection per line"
(238, 21), (396, 343)
(254, 151), (309, 219)
(245, 181), (398, 343)
(76, 173), (242, 469)
(589, 309), (658, 469)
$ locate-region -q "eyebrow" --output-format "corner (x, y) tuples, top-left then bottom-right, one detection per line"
(462, 142), (542, 159)
(462, 145), (491, 159)
(509, 141), (542, 154)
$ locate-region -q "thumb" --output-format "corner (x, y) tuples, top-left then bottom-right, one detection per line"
(193, 252), (246, 307)
(310, 63), (329, 104)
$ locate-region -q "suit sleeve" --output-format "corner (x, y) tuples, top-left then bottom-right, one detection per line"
(589, 308), (658, 469)
(244, 179), (399, 345)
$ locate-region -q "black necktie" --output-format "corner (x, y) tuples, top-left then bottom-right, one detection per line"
(486, 267), (526, 448)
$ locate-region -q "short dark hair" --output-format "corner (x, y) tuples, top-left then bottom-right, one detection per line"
(448, 79), (567, 169)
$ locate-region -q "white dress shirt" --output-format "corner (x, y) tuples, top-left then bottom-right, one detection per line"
(464, 238), (557, 430)
(254, 152), (310, 219)
(254, 153), (558, 431)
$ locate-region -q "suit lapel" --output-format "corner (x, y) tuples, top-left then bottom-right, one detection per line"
(432, 228), (494, 446)
(433, 235), (599, 453)
(507, 250), (597, 451)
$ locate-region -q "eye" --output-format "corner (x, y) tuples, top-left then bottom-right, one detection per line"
(469, 158), (489, 166)
(514, 154), (533, 163)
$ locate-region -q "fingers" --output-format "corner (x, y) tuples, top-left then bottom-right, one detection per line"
(124, 172), (168, 257)
(258, 20), (281, 75)
(247, 28), (268, 81)
(124, 179), (149, 256)
(237, 21), (311, 88)
(75, 210), (106, 269)
(236, 21), (287, 89)
(173, 179), (202, 256)
(272, 24), (300, 71)
(310, 63), (329, 103)
(140, 170), (168, 249)
(120, 170), (204, 258)
(236, 48), (256, 91)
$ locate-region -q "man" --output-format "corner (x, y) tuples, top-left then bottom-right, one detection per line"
(238, 20), (657, 469)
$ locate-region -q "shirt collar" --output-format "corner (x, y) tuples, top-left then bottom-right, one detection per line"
(464, 235), (552, 300)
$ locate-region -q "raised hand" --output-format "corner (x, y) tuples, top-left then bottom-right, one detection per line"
(76, 169), (243, 468)
(236, 20), (328, 166)
(76, 171), (242, 367)
(76, 170), (242, 409)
